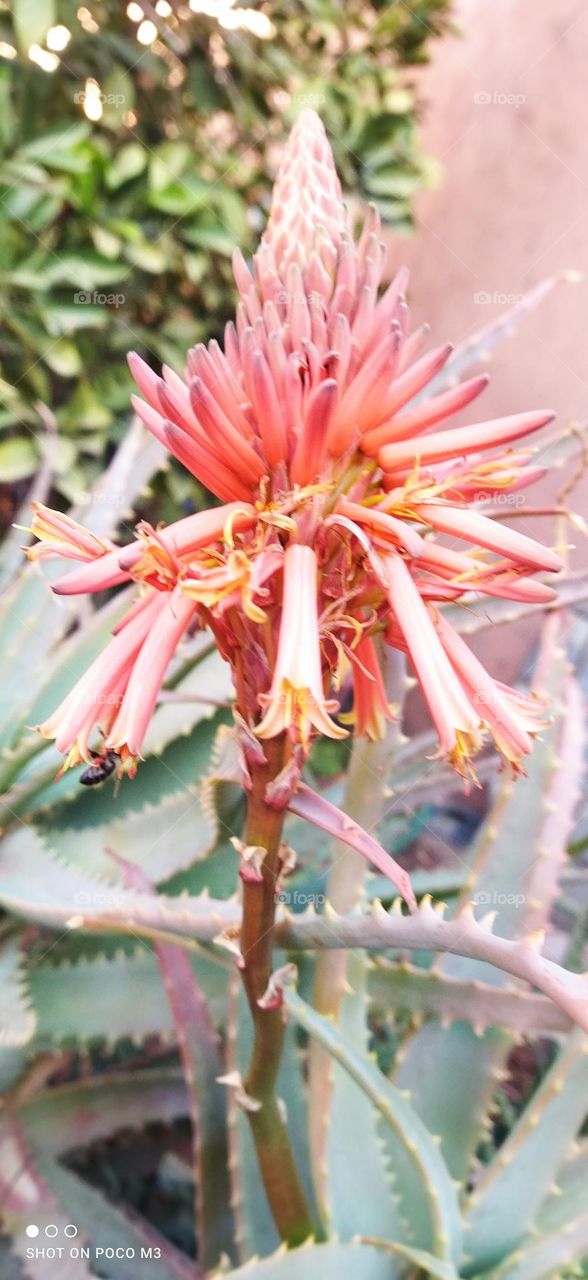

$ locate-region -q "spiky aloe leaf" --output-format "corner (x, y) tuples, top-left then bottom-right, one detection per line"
(481, 1215), (588, 1280)
(218, 1239), (455, 1280)
(368, 960), (572, 1035)
(33, 1155), (196, 1280)
(393, 626), (582, 1181)
(535, 1141), (588, 1235)
(0, 1115), (96, 1279)
(277, 900), (588, 1030)
(37, 781), (218, 885)
(285, 988), (461, 1262)
(28, 945), (227, 1052)
(20, 1068), (188, 1156)
(3, 831), (586, 1031)
(324, 953), (406, 1242)
(106, 853), (234, 1271)
(463, 1028), (588, 1272)
(0, 938), (36, 1091)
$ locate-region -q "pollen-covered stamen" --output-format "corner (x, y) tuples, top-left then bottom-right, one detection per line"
(124, 523), (182, 592)
(181, 549), (268, 624)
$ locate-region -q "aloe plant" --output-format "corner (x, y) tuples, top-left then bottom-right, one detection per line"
(1, 138), (588, 1279)
(0, 410), (587, 1277)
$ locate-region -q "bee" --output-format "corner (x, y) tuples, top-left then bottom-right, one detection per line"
(79, 749), (119, 787)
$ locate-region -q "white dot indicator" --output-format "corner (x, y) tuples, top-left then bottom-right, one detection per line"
(25, 1225), (39, 1238)
(45, 1225), (58, 1238)
(64, 1225), (78, 1238)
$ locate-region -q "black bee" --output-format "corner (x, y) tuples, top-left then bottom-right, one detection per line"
(79, 749), (119, 787)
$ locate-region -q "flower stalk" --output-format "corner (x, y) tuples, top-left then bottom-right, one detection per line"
(238, 734), (315, 1246)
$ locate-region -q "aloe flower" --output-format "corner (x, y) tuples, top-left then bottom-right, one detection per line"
(28, 110), (560, 783)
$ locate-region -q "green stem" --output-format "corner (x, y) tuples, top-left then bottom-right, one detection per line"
(239, 735), (315, 1246)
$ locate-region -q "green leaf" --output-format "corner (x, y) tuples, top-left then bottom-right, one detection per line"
(43, 337), (82, 378)
(105, 142), (147, 190)
(33, 1156), (195, 1279)
(149, 175), (210, 216)
(0, 938), (35, 1091)
(222, 1240), (438, 1280)
(464, 1028), (588, 1271)
(149, 141), (191, 192)
(12, 0), (55, 51)
(484, 1216), (588, 1280)
(393, 637), (575, 1181)
(0, 435), (38, 480)
(325, 954), (405, 1242)
(285, 989), (461, 1261)
(20, 1067), (189, 1156)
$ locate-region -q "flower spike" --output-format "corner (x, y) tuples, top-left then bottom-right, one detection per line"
(28, 109), (560, 781)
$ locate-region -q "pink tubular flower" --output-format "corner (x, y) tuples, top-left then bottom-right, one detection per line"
(256, 545), (346, 747)
(28, 109), (562, 780)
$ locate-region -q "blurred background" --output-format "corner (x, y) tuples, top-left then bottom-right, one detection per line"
(0, 0), (450, 526)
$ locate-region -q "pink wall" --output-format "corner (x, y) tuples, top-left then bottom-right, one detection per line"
(393, 0), (588, 681)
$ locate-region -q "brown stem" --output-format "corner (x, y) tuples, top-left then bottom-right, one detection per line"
(239, 734), (315, 1246)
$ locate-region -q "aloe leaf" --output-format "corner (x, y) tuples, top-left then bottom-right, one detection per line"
(359, 1239), (460, 1280)
(20, 1068), (188, 1156)
(28, 947), (227, 1051)
(463, 1028), (588, 1272)
(285, 988), (461, 1262)
(535, 1140), (588, 1235)
(68, 416), (165, 541)
(392, 626), (581, 1181)
(38, 782), (218, 885)
(0, 937), (36, 1091)
(110, 855), (233, 1272)
(325, 953), (405, 1242)
(220, 1238), (427, 1279)
(0, 1116), (96, 1279)
(33, 1155), (196, 1280)
(3, 832), (586, 1034)
(368, 960), (571, 1034)
(482, 1215), (588, 1280)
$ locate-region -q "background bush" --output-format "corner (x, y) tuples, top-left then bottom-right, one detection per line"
(0, 0), (450, 509)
